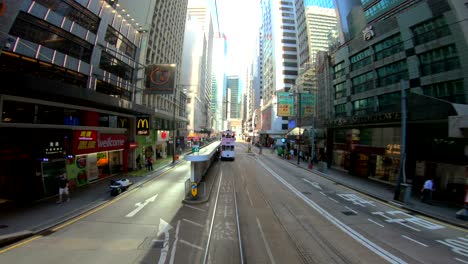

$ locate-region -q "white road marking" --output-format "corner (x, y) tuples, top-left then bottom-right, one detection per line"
(328, 197), (339, 203)
(319, 191), (327, 196)
(257, 159), (406, 264)
(402, 235), (428, 247)
(180, 239), (204, 251)
(368, 219), (385, 228)
(182, 218), (204, 228)
(256, 217), (276, 264)
(345, 206), (358, 214)
(158, 219), (173, 264)
(456, 258), (468, 264)
(245, 188), (254, 207)
(184, 204), (206, 212)
(169, 220), (181, 264)
(303, 178), (322, 190)
(125, 194), (158, 217)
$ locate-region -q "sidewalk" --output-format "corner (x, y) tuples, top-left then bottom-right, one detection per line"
(0, 158), (180, 248)
(272, 150), (468, 229)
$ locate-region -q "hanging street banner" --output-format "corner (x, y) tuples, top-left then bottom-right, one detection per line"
(145, 64), (176, 94)
(301, 93), (316, 117)
(277, 92), (294, 117)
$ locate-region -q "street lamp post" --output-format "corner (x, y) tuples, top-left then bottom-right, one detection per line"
(297, 92), (301, 165)
(172, 85), (178, 164)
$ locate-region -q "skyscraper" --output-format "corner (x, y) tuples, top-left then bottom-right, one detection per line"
(226, 76), (240, 119)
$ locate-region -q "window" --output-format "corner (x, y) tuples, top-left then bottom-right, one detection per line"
(9, 12), (93, 63)
(99, 51), (134, 81)
(333, 61), (345, 79)
(374, 34), (404, 61)
(2, 101), (35, 123)
(419, 44), (460, 76)
(412, 16), (451, 45)
(96, 80), (132, 101)
(105, 26), (137, 59)
(282, 46), (297, 51)
(378, 92), (401, 112)
(283, 54), (297, 60)
(283, 70), (298, 75)
(352, 71), (374, 94)
(376, 60), (408, 87)
(353, 97), (375, 116)
(334, 82), (346, 99)
(281, 39), (296, 44)
(422, 79), (465, 103)
(350, 49), (372, 71)
(335, 103), (346, 117)
(35, 0), (100, 33)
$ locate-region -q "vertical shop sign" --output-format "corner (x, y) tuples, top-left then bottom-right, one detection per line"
(137, 116), (150, 135)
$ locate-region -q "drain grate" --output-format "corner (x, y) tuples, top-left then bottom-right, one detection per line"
(302, 191), (312, 195)
(342, 211), (357, 216)
(0, 224), (7, 229)
(40, 230), (56, 236)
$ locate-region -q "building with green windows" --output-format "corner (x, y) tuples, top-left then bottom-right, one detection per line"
(327, 0), (468, 205)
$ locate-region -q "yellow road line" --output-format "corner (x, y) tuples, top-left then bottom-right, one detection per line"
(1, 169), (173, 253)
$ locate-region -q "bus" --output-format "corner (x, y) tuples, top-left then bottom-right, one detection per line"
(220, 130), (236, 161)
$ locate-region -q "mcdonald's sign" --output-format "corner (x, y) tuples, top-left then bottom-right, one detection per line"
(136, 116), (150, 136)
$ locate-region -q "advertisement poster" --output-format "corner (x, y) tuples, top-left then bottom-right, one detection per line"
(87, 153), (99, 181)
(75, 155), (88, 186)
(277, 92), (294, 117)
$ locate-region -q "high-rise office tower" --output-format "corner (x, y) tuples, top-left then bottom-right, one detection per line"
(327, 0), (468, 202)
(226, 76), (240, 119)
(259, 0), (298, 141)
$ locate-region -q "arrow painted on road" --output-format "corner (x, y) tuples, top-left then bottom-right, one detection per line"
(158, 218), (173, 264)
(303, 178), (322, 190)
(125, 194), (158, 218)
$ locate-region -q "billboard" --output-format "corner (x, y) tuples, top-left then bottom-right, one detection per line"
(301, 93), (316, 117)
(145, 64), (176, 94)
(277, 92), (294, 117)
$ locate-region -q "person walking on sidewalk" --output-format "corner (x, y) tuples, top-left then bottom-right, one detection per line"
(421, 177), (435, 204)
(57, 173), (70, 203)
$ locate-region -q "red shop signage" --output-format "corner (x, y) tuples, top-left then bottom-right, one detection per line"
(74, 131), (126, 154)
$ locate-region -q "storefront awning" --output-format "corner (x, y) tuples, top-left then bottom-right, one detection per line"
(287, 127), (305, 136)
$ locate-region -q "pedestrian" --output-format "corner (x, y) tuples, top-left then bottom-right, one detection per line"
(421, 177), (435, 204)
(56, 173), (70, 203)
(147, 157), (153, 171)
(136, 154), (141, 170)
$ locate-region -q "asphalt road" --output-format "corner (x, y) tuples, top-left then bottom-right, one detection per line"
(0, 142), (467, 264)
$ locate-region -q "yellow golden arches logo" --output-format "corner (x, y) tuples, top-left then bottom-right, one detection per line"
(137, 118), (149, 129)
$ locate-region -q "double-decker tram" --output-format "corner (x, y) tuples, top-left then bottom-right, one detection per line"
(220, 130), (236, 161)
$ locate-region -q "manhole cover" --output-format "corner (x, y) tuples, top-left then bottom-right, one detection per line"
(151, 240), (166, 248)
(0, 224), (7, 229)
(342, 211), (357, 216)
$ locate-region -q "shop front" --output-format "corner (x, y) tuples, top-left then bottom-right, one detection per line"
(67, 130), (127, 186)
(136, 130), (155, 168)
(331, 127), (401, 184)
(156, 130), (170, 159)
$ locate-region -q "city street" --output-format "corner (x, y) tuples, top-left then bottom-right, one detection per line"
(1, 141), (467, 263)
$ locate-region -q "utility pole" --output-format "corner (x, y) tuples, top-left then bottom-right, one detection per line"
(393, 79), (408, 201)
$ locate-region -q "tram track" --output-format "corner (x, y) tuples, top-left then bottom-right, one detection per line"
(203, 168), (244, 264)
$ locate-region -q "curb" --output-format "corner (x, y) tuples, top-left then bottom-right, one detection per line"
(295, 161), (468, 230)
(0, 160), (183, 249)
